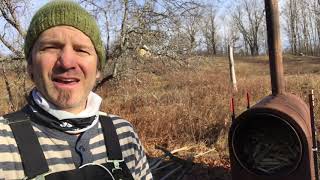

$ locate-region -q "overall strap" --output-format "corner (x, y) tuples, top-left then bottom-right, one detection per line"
(3, 109), (49, 179)
(99, 116), (134, 180)
(99, 116), (123, 160)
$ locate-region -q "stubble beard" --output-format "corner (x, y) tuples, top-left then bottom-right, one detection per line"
(56, 89), (73, 108)
(36, 77), (75, 109)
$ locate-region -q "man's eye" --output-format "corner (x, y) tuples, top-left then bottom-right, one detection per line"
(41, 46), (57, 51)
(75, 48), (90, 55)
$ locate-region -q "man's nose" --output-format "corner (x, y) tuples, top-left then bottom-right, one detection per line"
(57, 47), (76, 69)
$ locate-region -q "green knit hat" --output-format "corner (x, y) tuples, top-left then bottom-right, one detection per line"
(24, 0), (105, 70)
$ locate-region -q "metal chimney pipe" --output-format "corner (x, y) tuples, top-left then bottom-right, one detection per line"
(265, 0), (285, 95)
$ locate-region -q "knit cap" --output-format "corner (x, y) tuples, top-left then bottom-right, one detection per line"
(24, 0), (105, 69)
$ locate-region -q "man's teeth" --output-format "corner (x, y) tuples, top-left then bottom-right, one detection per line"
(55, 79), (78, 83)
(63, 79), (75, 82)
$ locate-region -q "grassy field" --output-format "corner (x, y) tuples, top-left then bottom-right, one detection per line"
(1, 55), (320, 179)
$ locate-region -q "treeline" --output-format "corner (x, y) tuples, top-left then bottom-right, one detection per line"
(0, 0), (319, 60)
(283, 0), (320, 56)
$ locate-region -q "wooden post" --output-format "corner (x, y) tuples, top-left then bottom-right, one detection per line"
(228, 45), (238, 92)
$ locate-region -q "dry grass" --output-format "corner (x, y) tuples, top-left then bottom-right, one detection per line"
(97, 55), (320, 168)
(1, 55), (320, 178)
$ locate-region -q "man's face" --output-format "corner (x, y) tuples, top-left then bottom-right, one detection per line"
(28, 26), (100, 114)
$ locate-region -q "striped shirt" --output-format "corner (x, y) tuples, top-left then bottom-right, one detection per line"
(0, 111), (153, 180)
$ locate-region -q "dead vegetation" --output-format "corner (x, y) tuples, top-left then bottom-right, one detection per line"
(1, 55), (320, 179)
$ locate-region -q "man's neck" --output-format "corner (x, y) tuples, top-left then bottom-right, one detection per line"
(31, 89), (102, 120)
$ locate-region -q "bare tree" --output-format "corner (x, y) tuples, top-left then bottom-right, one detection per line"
(0, 0), (28, 57)
(283, 0), (320, 56)
(232, 0), (265, 56)
(81, 0), (203, 65)
(181, 6), (204, 52)
(202, 5), (218, 55)
(0, 0), (32, 112)
(284, 0), (298, 54)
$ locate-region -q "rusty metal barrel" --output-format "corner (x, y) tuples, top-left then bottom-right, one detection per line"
(228, 0), (317, 179)
(229, 94), (314, 179)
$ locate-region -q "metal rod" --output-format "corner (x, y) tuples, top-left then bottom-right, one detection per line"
(309, 89), (319, 180)
(246, 92), (250, 109)
(265, 0), (285, 95)
(231, 97), (235, 122)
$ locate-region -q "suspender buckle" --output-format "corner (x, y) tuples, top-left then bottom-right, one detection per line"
(34, 174), (46, 180)
(107, 159), (124, 172)
(23, 170), (51, 180)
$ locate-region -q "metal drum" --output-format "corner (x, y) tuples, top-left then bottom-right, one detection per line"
(228, 94), (315, 180)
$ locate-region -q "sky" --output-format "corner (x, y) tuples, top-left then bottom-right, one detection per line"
(30, 0), (231, 17)
(24, 0), (285, 31)
(0, 0), (286, 55)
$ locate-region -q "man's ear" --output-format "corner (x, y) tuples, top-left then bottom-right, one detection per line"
(96, 70), (101, 79)
(26, 55), (34, 81)
(27, 63), (34, 81)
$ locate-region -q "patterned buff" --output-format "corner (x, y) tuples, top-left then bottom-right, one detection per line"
(28, 90), (102, 134)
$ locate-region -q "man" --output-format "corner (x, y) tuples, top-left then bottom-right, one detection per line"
(0, 1), (152, 179)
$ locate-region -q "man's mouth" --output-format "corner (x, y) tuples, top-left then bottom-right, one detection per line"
(52, 77), (80, 86)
